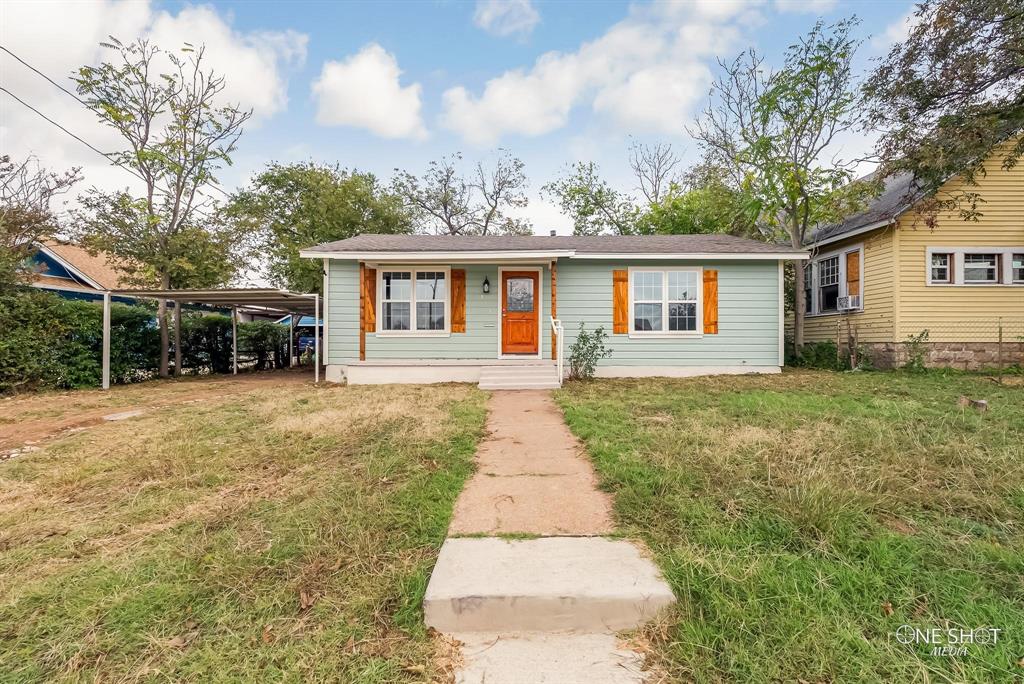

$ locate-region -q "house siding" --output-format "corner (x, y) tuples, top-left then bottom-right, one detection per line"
(803, 227), (896, 344)
(329, 258), (782, 368)
(557, 259), (781, 367)
(893, 151), (1024, 342)
(328, 261), (551, 361)
(803, 142), (1024, 347)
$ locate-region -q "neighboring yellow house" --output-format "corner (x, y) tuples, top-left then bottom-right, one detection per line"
(803, 144), (1024, 369)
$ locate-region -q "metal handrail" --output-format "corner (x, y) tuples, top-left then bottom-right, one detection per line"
(550, 316), (564, 385)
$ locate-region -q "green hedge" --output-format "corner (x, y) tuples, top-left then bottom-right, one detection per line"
(0, 290), (295, 393)
(0, 289), (159, 392)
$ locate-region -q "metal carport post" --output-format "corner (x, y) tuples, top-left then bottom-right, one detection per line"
(101, 288), (320, 389)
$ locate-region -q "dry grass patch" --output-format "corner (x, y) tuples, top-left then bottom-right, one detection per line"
(557, 370), (1024, 683)
(0, 381), (487, 682)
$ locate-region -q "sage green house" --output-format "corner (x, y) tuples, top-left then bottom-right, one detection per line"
(299, 234), (806, 388)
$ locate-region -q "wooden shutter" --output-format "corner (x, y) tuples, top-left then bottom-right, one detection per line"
(451, 269), (466, 333)
(612, 269), (628, 334)
(703, 269), (719, 334)
(845, 251), (860, 296)
(361, 265), (376, 333)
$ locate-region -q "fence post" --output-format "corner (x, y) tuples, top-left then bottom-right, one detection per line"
(997, 317), (1003, 385)
(836, 321), (842, 365)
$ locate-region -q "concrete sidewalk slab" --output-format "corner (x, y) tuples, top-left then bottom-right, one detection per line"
(449, 473), (612, 535)
(449, 390), (613, 535)
(424, 537), (675, 633)
(455, 633), (646, 684)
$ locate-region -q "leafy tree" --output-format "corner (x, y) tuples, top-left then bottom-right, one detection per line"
(864, 0), (1024, 221)
(690, 19), (874, 351)
(72, 38), (250, 377)
(543, 161), (642, 235)
(0, 155), (80, 291)
(227, 162), (412, 293)
(392, 150), (532, 235)
(641, 160), (760, 237)
(544, 141), (686, 236)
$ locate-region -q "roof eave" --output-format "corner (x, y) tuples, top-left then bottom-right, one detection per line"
(300, 249), (808, 261)
(809, 218), (897, 248)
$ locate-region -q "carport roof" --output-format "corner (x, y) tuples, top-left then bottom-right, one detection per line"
(112, 288), (318, 315)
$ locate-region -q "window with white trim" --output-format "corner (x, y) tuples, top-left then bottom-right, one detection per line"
(803, 265), (813, 313)
(963, 253), (999, 283)
(380, 269), (448, 333)
(1012, 253), (1024, 283)
(818, 256), (840, 312)
(630, 268), (700, 334)
(930, 253), (952, 283)
(805, 246), (862, 316)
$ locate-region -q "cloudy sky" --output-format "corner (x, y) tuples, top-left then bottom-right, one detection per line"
(1, 0), (918, 234)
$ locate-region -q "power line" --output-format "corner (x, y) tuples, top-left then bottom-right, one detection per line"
(0, 87), (217, 222)
(0, 44), (234, 200)
(0, 86), (148, 185)
(0, 44), (89, 107)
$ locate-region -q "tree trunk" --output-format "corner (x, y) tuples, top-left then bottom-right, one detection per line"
(793, 258), (806, 355)
(158, 273), (170, 377)
(173, 304), (182, 377)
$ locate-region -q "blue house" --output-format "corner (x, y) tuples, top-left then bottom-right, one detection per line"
(300, 234), (807, 388)
(29, 240), (133, 303)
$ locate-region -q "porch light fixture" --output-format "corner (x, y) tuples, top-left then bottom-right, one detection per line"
(482, 276), (490, 294)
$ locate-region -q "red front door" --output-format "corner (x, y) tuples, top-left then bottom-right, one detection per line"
(501, 271), (539, 355)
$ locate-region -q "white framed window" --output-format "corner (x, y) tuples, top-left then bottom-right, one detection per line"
(803, 264), (813, 313)
(805, 245), (863, 316)
(963, 253), (999, 284)
(629, 267), (701, 336)
(930, 253), (952, 283)
(378, 267), (450, 335)
(926, 247), (1024, 285)
(818, 256), (840, 312)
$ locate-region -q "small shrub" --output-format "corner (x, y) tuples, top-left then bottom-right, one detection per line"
(903, 329), (930, 372)
(567, 323), (612, 381)
(791, 341), (849, 371)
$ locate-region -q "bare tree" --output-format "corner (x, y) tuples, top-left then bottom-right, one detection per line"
(629, 141), (681, 204)
(74, 38), (251, 376)
(392, 150), (532, 235)
(0, 155), (81, 290)
(689, 19), (874, 352)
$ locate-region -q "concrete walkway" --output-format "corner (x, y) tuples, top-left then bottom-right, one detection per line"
(424, 390), (674, 683)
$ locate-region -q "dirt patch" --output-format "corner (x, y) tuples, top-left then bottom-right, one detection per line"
(0, 370), (311, 455)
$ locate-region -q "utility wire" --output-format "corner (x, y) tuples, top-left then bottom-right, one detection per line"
(0, 43), (233, 200)
(1, 87), (217, 222)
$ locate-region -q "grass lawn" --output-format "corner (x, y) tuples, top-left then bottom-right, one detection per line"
(0, 381), (486, 682)
(556, 370), (1024, 683)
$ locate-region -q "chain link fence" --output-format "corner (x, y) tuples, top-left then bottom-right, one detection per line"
(822, 317), (1024, 377)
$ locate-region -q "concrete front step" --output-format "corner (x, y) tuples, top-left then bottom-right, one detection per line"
(454, 632), (646, 684)
(424, 537), (675, 633)
(479, 365), (561, 390)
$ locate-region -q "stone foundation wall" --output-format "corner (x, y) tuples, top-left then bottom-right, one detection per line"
(858, 342), (1024, 371)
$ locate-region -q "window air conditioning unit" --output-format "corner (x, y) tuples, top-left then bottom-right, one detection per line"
(837, 295), (861, 310)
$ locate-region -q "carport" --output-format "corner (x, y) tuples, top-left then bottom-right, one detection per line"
(101, 288), (321, 389)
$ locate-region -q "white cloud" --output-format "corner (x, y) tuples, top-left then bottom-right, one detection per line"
(473, 0), (541, 38)
(312, 43), (427, 141)
(0, 0), (306, 202)
(872, 9), (922, 50)
(773, 0), (838, 14)
(441, 1), (759, 145)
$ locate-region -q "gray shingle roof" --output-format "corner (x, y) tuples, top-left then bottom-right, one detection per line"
(809, 172), (922, 245)
(307, 233), (803, 255)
